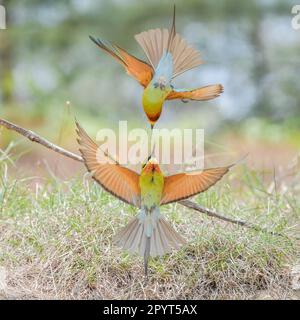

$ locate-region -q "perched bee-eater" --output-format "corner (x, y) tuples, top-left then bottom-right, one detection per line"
(90, 7), (223, 129)
(76, 122), (233, 277)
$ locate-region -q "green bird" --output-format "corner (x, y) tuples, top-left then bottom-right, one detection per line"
(90, 6), (223, 129)
(77, 122), (233, 277)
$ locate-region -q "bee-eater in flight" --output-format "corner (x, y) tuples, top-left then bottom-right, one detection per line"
(89, 6), (223, 129)
(76, 122), (233, 277)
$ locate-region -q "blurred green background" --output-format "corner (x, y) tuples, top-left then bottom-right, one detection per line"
(0, 0), (299, 177)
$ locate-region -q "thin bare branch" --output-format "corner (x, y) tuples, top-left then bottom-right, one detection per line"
(178, 199), (292, 239)
(0, 117), (294, 239)
(0, 118), (82, 162)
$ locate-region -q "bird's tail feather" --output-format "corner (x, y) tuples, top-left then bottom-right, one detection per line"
(134, 6), (202, 77)
(114, 209), (186, 257)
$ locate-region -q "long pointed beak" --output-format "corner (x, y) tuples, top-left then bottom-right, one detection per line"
(148, 143), (155, 161)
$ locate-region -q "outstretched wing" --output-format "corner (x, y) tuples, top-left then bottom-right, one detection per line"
(134, 7), (202, 78)
(89, 36), (153, 88)
(167, 84), (224, 101)
(161, 165), (232, 205)
(76, 121), (141, 207)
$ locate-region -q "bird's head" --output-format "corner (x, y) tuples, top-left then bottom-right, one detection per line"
(141, 157), (161, 174)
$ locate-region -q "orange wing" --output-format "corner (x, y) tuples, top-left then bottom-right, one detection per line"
(167, 84), (223, 101)
(89, 36), (153, 88)
(76, 122), (141, 207)
(161, 165), (232, 205)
